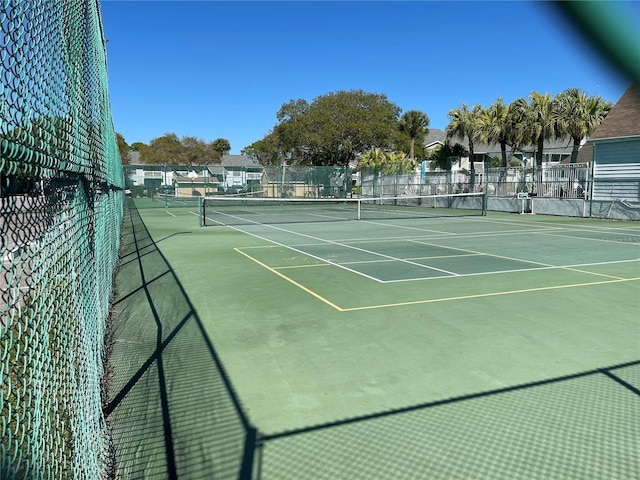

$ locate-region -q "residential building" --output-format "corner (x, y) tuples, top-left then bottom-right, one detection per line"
(588, 84), (640, 203)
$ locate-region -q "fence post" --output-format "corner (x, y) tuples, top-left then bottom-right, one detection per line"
(589, 148), (596, 217)
(239, 427), (258, 480)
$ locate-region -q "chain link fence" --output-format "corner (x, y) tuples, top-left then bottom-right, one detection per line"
(1, 1), (123, 478)
(360, 164), (590, 199)
(123, 163), (640, 219)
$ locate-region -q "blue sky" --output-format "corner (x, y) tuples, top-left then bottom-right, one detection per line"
(100, 1), (637, 154)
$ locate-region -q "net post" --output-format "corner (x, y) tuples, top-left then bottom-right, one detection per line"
(199, 197), (204, 227)
(483, 189), (489, 216)
(357, 198), (361, 220)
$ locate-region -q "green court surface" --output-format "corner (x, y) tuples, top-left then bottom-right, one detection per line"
(108, 201), (640, 479)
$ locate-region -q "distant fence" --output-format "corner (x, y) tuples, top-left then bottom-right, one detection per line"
(123, 164), (353, 200)
(1, 1), (123, 479)
(125, 163), (639, 219)
(361, 164), (590, 200)
(358, 164), (640, 220)
(261, 165), (352, 198)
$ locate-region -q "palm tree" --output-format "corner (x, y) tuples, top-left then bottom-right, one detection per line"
(554, 88), (612, 163)
(505, 97), (530, 159)
(357, 147), (387, 171)
(428, 139), (468, 171)
(527, 92), (558, 166)
(446, 103), (483, 181)
(211, 138), (231, 157)
(383, 151), (413, 175)
(398, 110), (430, 164)
(479, 99), (510, 168)
(358, 148), (411, 175)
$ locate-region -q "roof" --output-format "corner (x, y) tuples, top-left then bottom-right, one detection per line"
(424, 129), (446, 148)
(573, 144), (593, 164)
(221, 154), (255, 167)
(429, 131), (574, 156)
(589, 84), (640, 141)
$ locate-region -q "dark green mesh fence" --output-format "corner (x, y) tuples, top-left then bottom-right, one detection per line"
(261, 165), (352, 198)
(1, 1), (123, 478)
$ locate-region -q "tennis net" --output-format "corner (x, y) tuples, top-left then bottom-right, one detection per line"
(199, 192), (486, 226)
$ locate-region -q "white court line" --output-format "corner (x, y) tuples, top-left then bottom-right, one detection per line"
(349, 215), (639, 246)
(465, 214), (640, 234)
(193, 210), (459, 280)
(381, 258), (640, 283)
(250, 223), (460, 277)
(192, 210), (388, 282)
(282, 228), (563, 251)
(359, 219), (457, 235)
(463, 218), (640, 244)
(192, 209), (639, 284)
(329, 227), (565, 245)
(537, 230), (640, 244)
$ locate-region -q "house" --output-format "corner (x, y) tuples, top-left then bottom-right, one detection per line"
(421, 128), (590, 200)
(588, 84), (640, 204)
(423, 129), (575, 172)
(124, 156), (180, 194)
(124, 154), (264, 197)
(221, 155), (263, 193)
(422, 129), (500, 172)
(424, 129), (447, 152)
(173, 166), (224, 197)
(171, 155), (264, 196)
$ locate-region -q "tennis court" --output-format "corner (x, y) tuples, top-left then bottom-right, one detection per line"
(112, 198), (640, 479)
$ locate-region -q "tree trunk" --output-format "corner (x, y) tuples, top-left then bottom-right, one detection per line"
(507, 143), (517, 164)
(570, 138), (580, 163)
(409, 137), (415, 162)
(536, 136), (544, 167)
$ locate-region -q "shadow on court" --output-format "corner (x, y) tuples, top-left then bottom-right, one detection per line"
(105, 200), (256, 479)
(106, 201), (640, 479)
(256, 361), (640, 479)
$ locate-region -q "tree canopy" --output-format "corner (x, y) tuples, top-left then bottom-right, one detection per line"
(211, 138), (231, 156)
(398, 110), (430, 163)
(116, 87), (612, 171)
(445, 103), (483, 174)
(553, 89), (612, 163)
(427, 140), (468, 171)
(116, 132), (130, 164)
(357, 148), (413, 175)
(443, 87), (613, 170)
(526, 91), (557, 166)
(245, 90), (404, 166)
(123, 133), (232, 165)
(477, 99), (510, 168)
